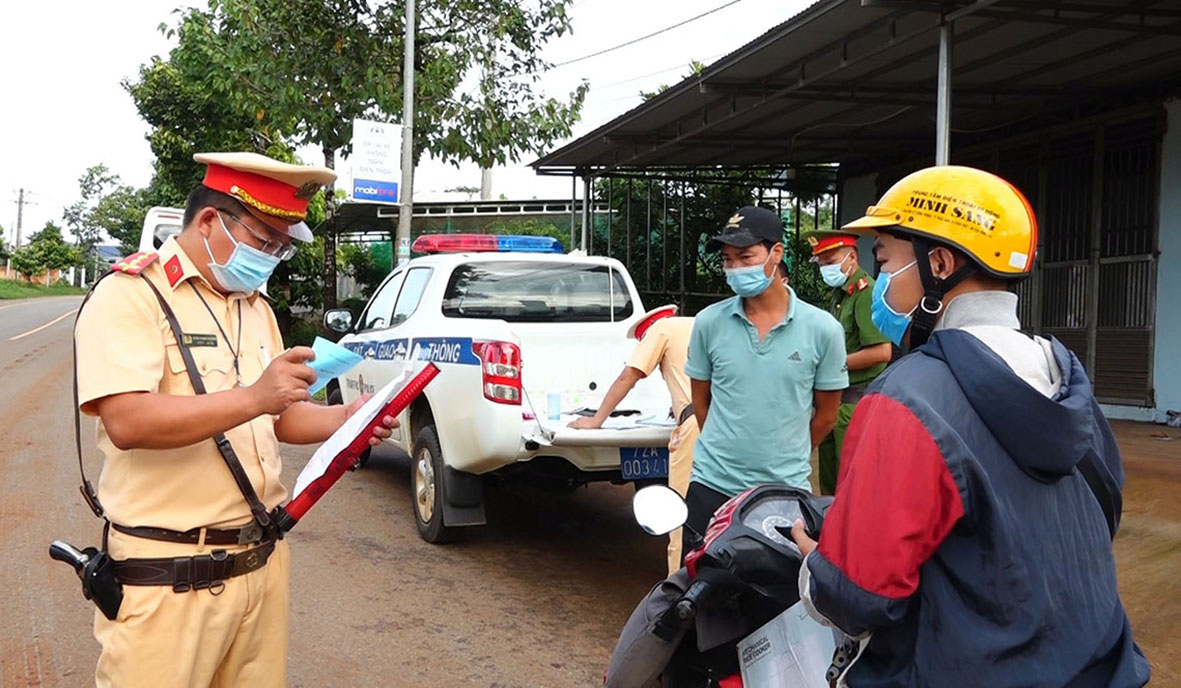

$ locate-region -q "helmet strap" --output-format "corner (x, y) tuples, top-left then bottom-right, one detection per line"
(908, 237), (976, 348)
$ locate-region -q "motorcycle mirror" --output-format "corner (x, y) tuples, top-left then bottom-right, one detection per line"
(632, 485), (689, 536)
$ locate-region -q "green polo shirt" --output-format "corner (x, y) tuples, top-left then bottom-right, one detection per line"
(826, 267), (890, 386)
(685, 288), (848, 495)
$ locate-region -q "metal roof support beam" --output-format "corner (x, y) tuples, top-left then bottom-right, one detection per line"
(581, 176), (592, 251)
(936, 22), (953, 164)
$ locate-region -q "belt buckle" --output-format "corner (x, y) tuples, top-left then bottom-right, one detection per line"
(236, 524), (264, 545)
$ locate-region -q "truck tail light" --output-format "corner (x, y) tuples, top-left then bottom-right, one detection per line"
(471, 340), (522, 405)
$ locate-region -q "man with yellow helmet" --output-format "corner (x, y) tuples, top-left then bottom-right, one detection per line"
(789, 166), (1149, 686)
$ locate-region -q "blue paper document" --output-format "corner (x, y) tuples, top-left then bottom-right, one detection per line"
(307, 337), (364, 395)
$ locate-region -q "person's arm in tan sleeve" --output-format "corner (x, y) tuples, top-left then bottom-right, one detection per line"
(94, 348), (318, 450)
(79, 278), (321, 450)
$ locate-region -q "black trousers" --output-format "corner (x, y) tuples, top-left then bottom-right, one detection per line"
(680, 481), (731, 564)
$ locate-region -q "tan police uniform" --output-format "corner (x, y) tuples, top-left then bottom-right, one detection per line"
(76, 238), (289, 688)
(73, 152), (334, 688)
(625, 316), (698, 575)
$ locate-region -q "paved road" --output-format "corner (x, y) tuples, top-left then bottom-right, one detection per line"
(0, 295), (1176, 685)
(0, 297), (665, 687)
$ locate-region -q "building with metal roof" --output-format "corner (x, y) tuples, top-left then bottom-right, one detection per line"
(532, 0), (1181, 422)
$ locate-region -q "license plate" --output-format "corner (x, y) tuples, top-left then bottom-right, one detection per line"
(620, 447), (669, 480)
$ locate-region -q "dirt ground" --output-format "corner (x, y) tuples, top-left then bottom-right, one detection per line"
(1109, 420), (1181, 685)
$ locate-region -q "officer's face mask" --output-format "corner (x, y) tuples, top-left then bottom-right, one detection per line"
(204, 213), (282, 293)
(819, 252), (852, 288)
(724, 248), (776, 298)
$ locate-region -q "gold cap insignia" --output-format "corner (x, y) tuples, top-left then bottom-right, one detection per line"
(726, 213), (744, 228)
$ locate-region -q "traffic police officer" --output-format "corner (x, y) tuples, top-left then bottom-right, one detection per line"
(805, 230), (891, 495)
(74, 152), (396, 687)
(569, 305), (697, 575)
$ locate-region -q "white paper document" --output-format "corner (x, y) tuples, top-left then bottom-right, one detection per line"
(737, 601), (837, 688)
(292, 362), (423, 499)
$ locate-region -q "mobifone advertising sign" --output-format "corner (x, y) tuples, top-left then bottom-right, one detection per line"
(349, 118), (402, 204)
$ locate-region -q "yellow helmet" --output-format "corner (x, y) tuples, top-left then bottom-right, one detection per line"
(843, 165), (1037, 278)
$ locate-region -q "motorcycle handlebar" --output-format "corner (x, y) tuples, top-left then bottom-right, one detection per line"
(675, 579), (711, 622)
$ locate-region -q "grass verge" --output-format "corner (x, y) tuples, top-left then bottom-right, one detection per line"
(0, 279), (86, 299)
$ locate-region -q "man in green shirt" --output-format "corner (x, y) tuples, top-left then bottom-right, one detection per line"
(806, 230), (892, 495)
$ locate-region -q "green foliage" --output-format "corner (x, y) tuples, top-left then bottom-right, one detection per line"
(484, 217), (569, 247)
(284, 316), (321, 348)
(150, 0), (586, 170)
(10, 222), (84, 279)
(0, 236), (10, 263)
(337, 242), (391, 295)
(125, 0), (589, 335)
(125, 54), (293, 205)
(92, 186), (153, 256)
(63, 164), (118, 250)
(589, 177), (839, 310)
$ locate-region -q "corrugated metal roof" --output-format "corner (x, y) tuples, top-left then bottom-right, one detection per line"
(532, 0), (1181, 176)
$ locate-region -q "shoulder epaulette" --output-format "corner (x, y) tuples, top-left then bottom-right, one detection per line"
(855, 277), (869, 292)
(111, 252), (159, 276)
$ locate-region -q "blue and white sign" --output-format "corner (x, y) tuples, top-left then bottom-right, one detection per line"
(348, 118), (402, 205)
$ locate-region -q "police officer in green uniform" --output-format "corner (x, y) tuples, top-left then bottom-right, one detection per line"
(806, 230), (893, 495)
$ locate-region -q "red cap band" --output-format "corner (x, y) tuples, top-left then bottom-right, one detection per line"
(202, 164), (309, 221)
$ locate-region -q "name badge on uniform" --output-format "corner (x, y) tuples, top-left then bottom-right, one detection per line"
(181, 333), (219, 348)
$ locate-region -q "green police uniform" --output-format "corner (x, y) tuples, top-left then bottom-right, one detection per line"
(816, 266), (890, 494)
(803, 227), (893, 496)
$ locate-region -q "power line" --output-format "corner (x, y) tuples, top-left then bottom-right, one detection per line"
(549, 0), (746, 69)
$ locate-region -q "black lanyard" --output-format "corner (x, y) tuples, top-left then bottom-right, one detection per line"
(189, 283), (244, 385)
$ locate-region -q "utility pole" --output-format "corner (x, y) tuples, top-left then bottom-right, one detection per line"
(15, 188), (26, 248)
(395, 0), (416, 266)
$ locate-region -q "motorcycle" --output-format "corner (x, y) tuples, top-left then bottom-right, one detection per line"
(604, 484), (853, 688)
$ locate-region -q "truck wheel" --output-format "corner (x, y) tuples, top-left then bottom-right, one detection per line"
(411, 425), (456, 543)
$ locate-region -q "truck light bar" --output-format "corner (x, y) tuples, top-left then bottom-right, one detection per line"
(412, 233), (564, 255)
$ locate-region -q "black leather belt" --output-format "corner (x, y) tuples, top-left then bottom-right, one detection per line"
(112, 522), (268, 546)
(841, 384), (869, 405)
(112, 542), (276, 592)
(678, 404), (695, 426)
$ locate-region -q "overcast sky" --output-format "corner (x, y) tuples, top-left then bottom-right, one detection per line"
(0, 0), (811, 246)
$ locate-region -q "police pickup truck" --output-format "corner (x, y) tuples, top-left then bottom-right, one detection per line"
(323, 234), (674, 543)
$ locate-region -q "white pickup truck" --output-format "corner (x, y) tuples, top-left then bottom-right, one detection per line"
(323, 234), (674, 543)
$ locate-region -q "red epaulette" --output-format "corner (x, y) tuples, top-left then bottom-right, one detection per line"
(111, 252), (159, 276)
(856, 277), (869, 292)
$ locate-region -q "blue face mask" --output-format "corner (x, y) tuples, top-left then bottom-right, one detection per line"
(724, 252), (775, 298)
(819, 254), (851, 288)
(870, 259), (918, 346)
(204, 213), (282, 293)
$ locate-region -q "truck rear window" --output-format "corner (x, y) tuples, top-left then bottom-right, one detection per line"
(442, 261), (634, 322)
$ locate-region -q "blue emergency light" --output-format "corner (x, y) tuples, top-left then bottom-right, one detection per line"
(412, 234), (565, 255)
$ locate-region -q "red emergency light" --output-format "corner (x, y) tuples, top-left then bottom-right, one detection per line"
(412, 233), (564, 255)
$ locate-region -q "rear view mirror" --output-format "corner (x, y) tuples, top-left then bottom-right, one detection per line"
(324, 308), (354, 334)
(632, 485), (688, 536)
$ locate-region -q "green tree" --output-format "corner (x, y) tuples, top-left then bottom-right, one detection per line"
(63, 164), (155, 262)
(0, 234), (10, 263)
(91, 186), (154, 255)
(145, 0), (587, 309)
(12, 222), (83, 280)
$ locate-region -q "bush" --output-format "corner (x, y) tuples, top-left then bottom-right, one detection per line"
(284, 316), (320, 348)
